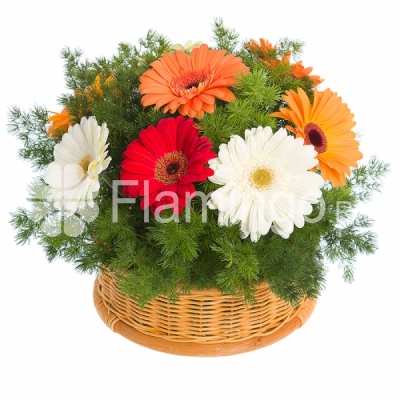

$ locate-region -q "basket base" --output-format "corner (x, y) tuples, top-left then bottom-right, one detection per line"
(93, 277), (316, 356)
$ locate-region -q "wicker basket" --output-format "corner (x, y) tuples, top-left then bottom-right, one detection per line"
(93, 269), (316, 356)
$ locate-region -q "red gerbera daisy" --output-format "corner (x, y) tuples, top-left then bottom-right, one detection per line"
(120, 116), (216, 215)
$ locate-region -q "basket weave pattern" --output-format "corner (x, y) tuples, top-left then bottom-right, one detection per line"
(94, 269), (316, 355)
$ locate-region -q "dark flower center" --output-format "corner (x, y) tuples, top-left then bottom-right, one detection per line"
(171, 69), (212, 92)
(304, 123), (327, 153)
(155, 151), (188, 184)
(166, 161), (180, 175)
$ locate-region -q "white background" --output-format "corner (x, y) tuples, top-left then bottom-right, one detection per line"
(1, 1), (399, 399)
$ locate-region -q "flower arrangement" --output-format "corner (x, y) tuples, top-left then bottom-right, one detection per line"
(9, 19), (388, 308)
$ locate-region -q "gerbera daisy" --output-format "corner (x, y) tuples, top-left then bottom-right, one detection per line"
(138, 44), (249, 119)
(246, 38), (322, 86)
(47, 107), (74, 138)
(120, 116), (216, 215)
(271, 88), (362, 186)
(245, 38), (277, 61)
(45, 116), (111, 215)
(208, 127), (324, 241)
(245, 38), (291, 69)
(169, 40), (202, 54)
(291, 61), (323, 86)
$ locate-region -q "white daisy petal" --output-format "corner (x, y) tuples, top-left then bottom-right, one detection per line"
(44, 116), (112, 215)
(218, 147), (237, 169)
(45, 162), (63, 188)
(208, 126), (324, 241)
(246, 131), (259, 156)
(63, 125), (86, 155)
(209, 165), (236, 185)
(102, 156), (112, 170)
(229, 135), (249, 164)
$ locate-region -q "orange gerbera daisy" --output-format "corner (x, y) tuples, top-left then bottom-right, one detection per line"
(138, 44), (249, 119)
(245, 38), (291, 69)
(291, 61), (323, 86)
(47, 107), (74, 138)
(246, 38), (322, 86)
(245, 38), (277, 60)
(271, 88), (362, 186)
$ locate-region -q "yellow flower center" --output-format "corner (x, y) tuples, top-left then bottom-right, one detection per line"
(304, 123), (327, 153)
(252, 168), (273, 187)
(155, 151), (188, 184)
(79, 155), (93, 178)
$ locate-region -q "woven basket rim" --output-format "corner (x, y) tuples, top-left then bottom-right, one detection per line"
(94, 269), (316, 356)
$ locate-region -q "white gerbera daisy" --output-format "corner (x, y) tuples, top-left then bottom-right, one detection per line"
(45, 116), (111, 215)
(169, 40), (202, 53)
(208, 127), (324, 241)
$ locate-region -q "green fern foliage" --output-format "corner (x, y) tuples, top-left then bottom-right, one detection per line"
(7, 19), (389, 307)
